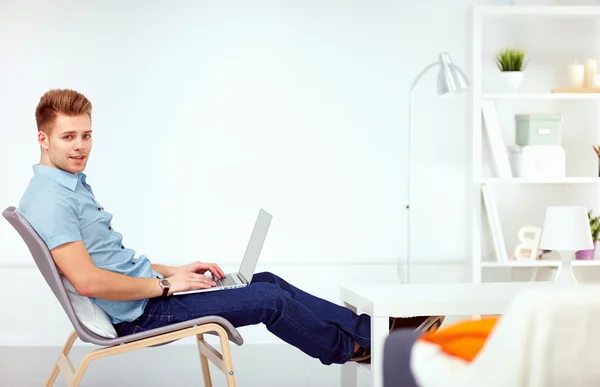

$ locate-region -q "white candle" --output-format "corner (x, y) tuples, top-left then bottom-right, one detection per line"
(568, 60), (585, 88)
(585, 59), (598, 88)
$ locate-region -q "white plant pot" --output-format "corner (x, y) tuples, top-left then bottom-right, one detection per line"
(499, 71), (524, 93)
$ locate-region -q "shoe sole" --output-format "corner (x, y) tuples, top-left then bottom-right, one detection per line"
(350, 316), (445, 364)
(416, 316), (444, 333)
(390, 316), (445, 333)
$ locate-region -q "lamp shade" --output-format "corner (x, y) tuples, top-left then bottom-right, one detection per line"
(539, 206), (593, 251)
(437, 52), (469, 96)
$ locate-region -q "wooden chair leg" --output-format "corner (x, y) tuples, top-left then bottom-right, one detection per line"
(197, 326), (237, 387)
(70, 353), (95, 387)
(48, 323), (237, 386)
(218, 329), (236, 387)
(197, 333), (213, 387)
(46, 330), (78, 387)
(46, 364), (60, 387)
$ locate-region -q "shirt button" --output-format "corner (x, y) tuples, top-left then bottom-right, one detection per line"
(97, 207), (102, 211)
(108, 226), (112, 230)
(121, 245), (124, 249)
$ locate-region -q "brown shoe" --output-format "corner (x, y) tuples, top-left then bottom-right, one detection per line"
(389, 316), (444, 333)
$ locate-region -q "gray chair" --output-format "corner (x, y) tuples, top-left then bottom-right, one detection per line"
(383, 330), (421, 387)
(2, 206), (243, 387)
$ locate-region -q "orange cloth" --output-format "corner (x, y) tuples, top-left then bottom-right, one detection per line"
(419, 317), (500, 362)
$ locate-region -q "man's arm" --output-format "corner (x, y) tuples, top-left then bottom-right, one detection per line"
(51, 241), (215, 300)
(21, 193), (214, 299)
(52, 241), (163, 300)
(151, 264), (176, 278)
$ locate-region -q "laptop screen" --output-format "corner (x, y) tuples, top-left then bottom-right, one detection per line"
(238, 209), (272, 283)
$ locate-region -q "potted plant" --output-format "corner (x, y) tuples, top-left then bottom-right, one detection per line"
(495, 48), (526, 92)
(575, 210), (600, 260)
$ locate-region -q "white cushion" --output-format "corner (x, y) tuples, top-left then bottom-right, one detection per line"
(61, 277), (118, 338)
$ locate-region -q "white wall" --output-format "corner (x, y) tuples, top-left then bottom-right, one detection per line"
(0, 0), (491, 347)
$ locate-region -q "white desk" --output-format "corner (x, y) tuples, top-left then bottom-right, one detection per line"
(339, 281), (553, 387)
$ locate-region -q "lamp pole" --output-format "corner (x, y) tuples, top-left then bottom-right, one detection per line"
(405, 61), (441, 285)
(403, 52), (469, 285)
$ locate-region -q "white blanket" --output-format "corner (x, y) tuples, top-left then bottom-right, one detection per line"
(410, 284), (600, 387)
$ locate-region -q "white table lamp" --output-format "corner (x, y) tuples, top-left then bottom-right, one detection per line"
(539, 206), (593, 284)
(405, 52), (469, 284)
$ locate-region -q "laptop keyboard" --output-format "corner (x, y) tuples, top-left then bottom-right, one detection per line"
(214, 274), (238, 287)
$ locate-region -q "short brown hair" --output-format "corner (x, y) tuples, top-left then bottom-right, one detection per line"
(35, 89), (92, 133)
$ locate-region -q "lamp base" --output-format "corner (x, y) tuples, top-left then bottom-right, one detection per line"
(554, 250), (578, 284)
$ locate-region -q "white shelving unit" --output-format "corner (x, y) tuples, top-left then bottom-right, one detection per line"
(476, 5), (600, 16)
(469, 5), (600, 283)
(483, 93), (600, 100)
(481, 260), (600, 268)
(481, 177), (600, 184)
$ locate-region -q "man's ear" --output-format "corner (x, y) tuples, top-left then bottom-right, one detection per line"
(37, 131), (49, 150)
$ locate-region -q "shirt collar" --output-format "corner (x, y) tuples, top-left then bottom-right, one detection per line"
(32, 164), (85, 192)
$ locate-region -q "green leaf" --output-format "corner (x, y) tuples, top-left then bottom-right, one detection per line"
(495, 48), (526, 72)
(587, 210), (600, 241)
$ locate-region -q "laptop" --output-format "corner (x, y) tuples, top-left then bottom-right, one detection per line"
(173, 208), (272, 295)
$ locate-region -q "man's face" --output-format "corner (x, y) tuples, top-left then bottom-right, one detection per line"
(38, 113), (92, 175)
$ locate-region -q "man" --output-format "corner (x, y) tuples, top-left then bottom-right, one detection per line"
(18, 88), (440, 365)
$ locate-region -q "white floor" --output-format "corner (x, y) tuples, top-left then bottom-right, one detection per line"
(0, 344), (373, 387)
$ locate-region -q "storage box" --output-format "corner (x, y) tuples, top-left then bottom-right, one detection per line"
(508, 145), (565, 178)
(515, 113), (562, 146)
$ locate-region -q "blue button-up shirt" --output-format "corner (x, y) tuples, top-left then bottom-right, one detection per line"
(17, 164), (162, 324)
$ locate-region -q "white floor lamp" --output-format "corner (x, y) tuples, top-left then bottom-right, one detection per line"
(405, 52), (470, 284)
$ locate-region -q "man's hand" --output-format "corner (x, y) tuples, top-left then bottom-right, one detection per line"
(166, 271), (218, 296)
(174, 261), (226, 279)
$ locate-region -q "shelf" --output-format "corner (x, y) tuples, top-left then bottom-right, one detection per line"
(482, 261), (560, 268)
(481, 177), (600, 184)
(573, 260), (600, 267)
(482, 93), (600, 100)
(482, 260), (600, 268)
(476, 6), (600, 17)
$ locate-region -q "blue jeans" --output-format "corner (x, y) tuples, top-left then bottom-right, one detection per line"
(114, 271), (371, 365)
